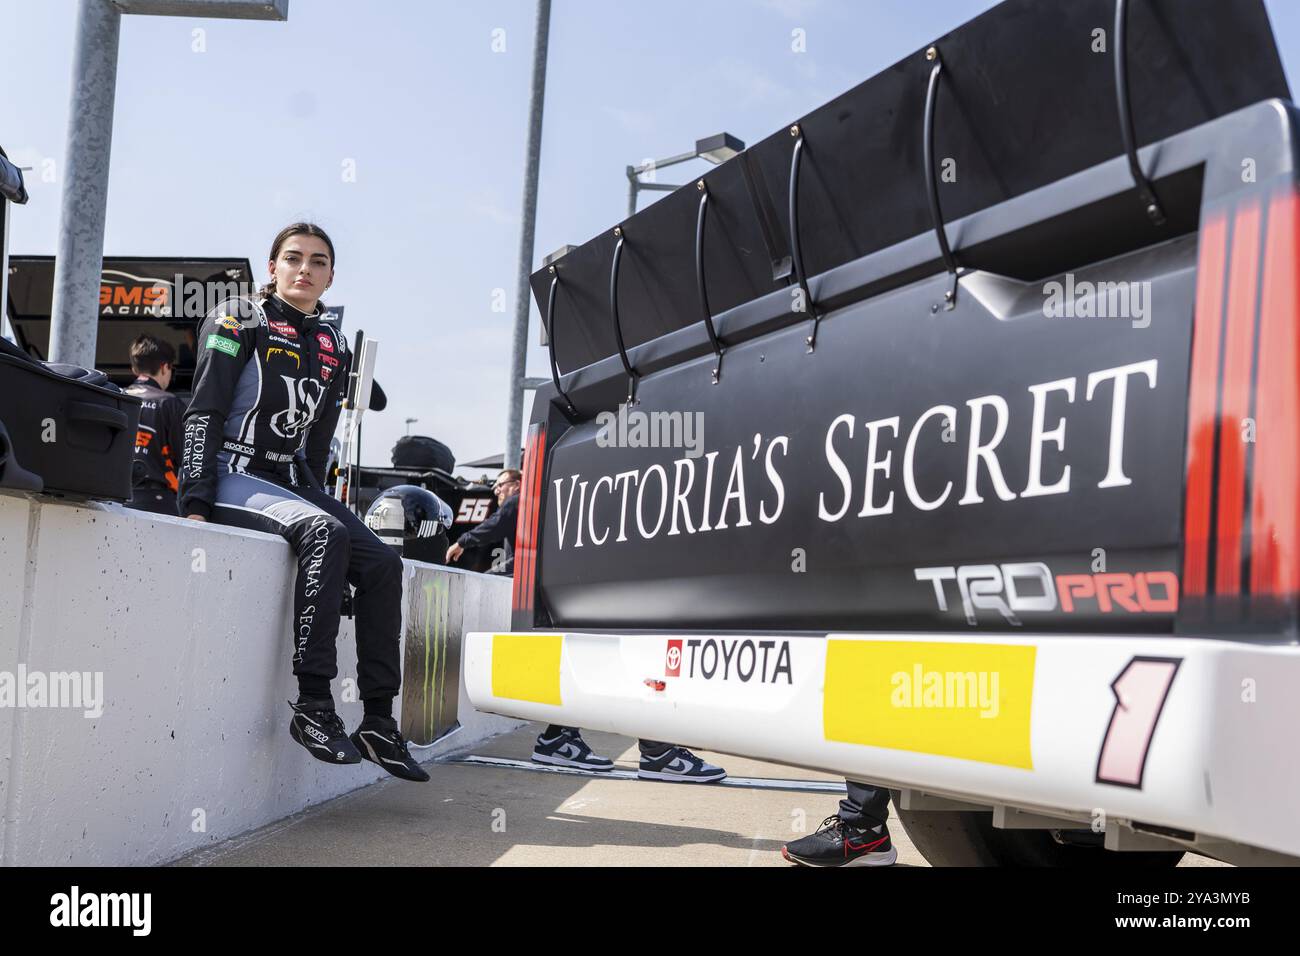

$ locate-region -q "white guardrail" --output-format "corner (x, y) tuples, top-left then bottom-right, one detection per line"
(0, 490), (521, 866)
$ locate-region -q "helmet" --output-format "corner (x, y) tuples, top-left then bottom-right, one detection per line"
(364, 484), (454, 563)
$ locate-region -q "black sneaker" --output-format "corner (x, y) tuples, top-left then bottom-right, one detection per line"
(637, 746), (726, 783)
(350, 716), (430, 782)
(782, 816), (897, 867)
(532, 728), (614, 771)
(288, 699), (362, 765)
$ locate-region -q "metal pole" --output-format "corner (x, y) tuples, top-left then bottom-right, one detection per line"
(626, 166), (638, 220)
(503, 0), (551, 471)
(49, 0), (122, 368)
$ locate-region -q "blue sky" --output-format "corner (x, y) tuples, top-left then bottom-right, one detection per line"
(4, 0), (1300, 471)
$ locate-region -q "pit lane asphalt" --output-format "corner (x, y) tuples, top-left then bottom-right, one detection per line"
(173, 724), (1230, 867)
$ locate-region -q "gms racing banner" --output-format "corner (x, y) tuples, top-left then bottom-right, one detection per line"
(533, 240), (1201, 634)
(5, 256), (254, 385)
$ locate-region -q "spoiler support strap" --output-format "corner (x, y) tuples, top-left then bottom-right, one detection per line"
(609, 229), (639, 405)
(544, 269), (578, 417)
(695, 180), (725, 384)
(1114, 0), (1167, 227)
(787, 125), (821, 352)
(923, 46), (959, 312)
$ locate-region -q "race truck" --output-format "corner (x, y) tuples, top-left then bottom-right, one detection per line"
(465, 0), (1300, 866)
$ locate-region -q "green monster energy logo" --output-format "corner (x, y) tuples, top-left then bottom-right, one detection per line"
(422, 578), (450, 741)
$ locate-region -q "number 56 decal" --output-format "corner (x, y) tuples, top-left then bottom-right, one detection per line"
(1095, 656), (1181, 789)
(455, 498), (492, 524)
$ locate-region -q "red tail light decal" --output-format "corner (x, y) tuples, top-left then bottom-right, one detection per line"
(512, 430), (536, 610)
(1213, 199), (1262, 596)
(527, 426), (547, 610)
(1183, 211), (1228, 597)
(512, 424), (547, 615)
(1251, 190), (1300, 596)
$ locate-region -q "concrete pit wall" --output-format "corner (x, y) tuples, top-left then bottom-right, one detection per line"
(0, 490), (521, 866)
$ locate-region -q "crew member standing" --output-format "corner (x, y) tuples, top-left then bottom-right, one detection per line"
(124, 335), (184, 516)
(781, 783), (897, 866)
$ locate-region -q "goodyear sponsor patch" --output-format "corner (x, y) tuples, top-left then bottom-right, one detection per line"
(491, 633), (562, 706)
(823, 639), (1035, 768)
(205, 334), (240, 357)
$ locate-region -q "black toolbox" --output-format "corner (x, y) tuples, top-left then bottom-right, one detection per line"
(0, 337), (141, 501)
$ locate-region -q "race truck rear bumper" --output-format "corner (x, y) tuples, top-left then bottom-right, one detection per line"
(464, 629), (1300, 863)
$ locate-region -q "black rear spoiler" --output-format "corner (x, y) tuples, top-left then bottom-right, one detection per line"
(530, 0), (1288, 403)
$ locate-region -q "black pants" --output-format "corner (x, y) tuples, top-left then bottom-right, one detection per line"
(210, 469), (403, 705)
(840, 780), (891, 829)
(126, 483), (177, 516)
(543, 726), (680, 757)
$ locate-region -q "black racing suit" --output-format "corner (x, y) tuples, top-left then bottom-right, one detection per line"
(179, 293), (403, 710)
(123, 375), (184, 516)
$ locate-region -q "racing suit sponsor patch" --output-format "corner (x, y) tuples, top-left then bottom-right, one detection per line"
(267, 346), (300, 368)
(205, 333), (240, 357)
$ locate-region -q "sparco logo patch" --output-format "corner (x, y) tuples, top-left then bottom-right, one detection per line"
(671, 638), (792, 684)
(305, 724), (329, 744)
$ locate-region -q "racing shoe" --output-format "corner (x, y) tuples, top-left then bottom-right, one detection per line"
(350, 716), (430, 782)
(288, 699), (362, 765)
(637, 746), (727, 783)
(532, 728), (615, 771)
(782, 815), (897, 867)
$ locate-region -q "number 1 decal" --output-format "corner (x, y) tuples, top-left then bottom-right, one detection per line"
(1095, 656), (1181, 789)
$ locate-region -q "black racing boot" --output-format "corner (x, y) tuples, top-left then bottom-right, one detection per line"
(350, 715), (430, 782)
(288, 699), (362, 765)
